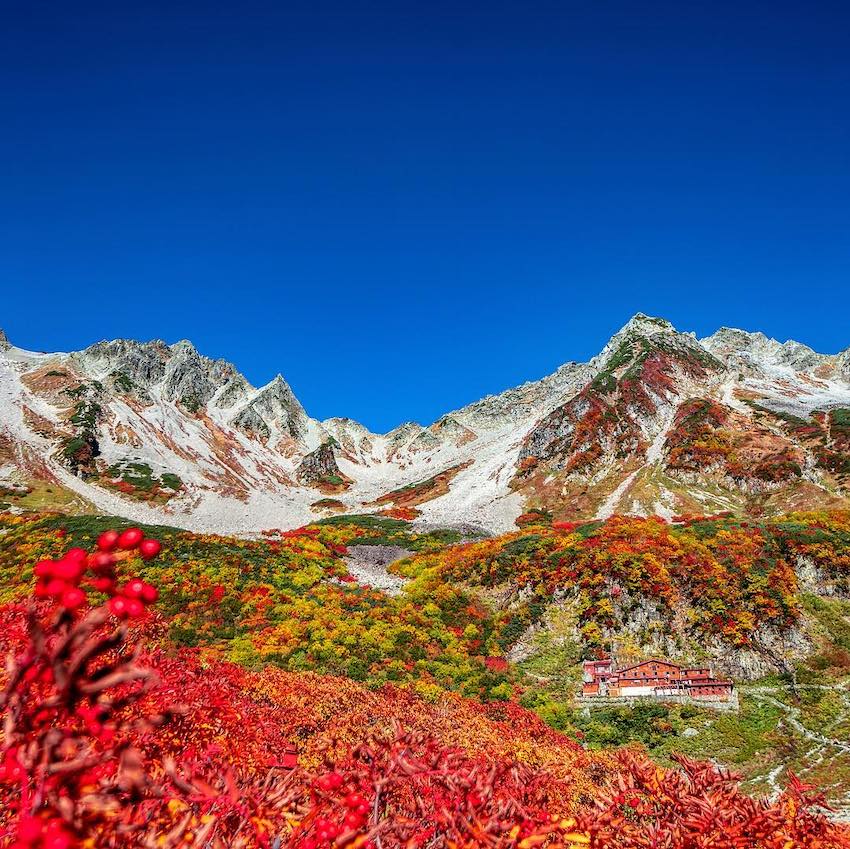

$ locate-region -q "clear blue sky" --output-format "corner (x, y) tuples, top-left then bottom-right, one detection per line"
(2, 1), (848, 432)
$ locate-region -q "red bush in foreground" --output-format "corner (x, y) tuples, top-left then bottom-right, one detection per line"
(0, 531), (848, 848)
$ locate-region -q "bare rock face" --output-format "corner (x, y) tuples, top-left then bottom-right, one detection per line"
(518, 395), (589, 469)
(409, 429), (441, 453)
(297, 441), (342, 485)
(75, 339), (170, 386)
(233, 375), (308, 442)
(0, 329), (10, 352)
(429, 415), (477, 447)
(230, 406), (270, 440)
(322, 418), (376, 463)
(162, 341), (229, 408)
(74, 339), (245, 411)
(776, 340), (824, 371)
(707, 627), (811, 681)
(213, 374), (253, 410)
(452, 361), (589, 430)
(837, 347), (850, 385)
(702, 327), (827, 374)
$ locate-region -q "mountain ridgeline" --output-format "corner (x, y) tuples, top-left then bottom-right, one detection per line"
(1, 313), (850, 531)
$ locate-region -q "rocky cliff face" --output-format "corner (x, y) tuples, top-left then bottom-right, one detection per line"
(297, 441), (345, 486)
(232, 375), (309, 443)
(702, 327), (824, 373)
(837, 348), (850, 384)
(1, 313), (849, 533)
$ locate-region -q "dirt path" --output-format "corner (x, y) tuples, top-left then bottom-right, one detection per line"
(740, 683), (850, 819)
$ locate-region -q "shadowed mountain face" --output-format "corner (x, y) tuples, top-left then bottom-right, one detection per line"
(1, 313), (849, 532)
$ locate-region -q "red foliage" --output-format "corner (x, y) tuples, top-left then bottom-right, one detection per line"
(584, 751), (847, 849)
(380, 507), (420, 521)
(1, 531), (848, 848)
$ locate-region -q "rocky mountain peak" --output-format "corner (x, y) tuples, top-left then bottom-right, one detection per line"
(616, 313), (677, 338)
(75, 337), (245, 410)
(168, 339), (198, 354)
(255, 374), (303, 409)
(230, 372), (308, 442)
(836, 347), (850, 383)
(702, 327), (825, 373)
(75, 339), (170, 385)
(323, 417), (373, 437)
(161, 342), (238, 408)
(703, 326), (768, 350)
(386, 421), (425, 441)
(593, 313), (709, 374)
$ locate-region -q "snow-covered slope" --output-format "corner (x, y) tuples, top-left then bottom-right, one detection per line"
(2, 314), (849, 533)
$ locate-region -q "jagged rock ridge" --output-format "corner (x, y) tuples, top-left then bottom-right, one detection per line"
(0, 313), (849, 533)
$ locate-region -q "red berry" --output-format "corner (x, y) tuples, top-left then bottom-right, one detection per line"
(97, 530), (120, 551)
(122, 578), (146, 599)
(91, 576), (116, 593)
(55, 528), (67, 538)
(124, 598), (145, 618)
(140, 583), (158, 603)
(108, 597), (128, 618)
(89, 551), (116, 573)
(345, 792), (365, 809)
(344, 812), (363, 829)
(34, 560), (54, 578)
(117, 527), (144, 550)
(46, 578), (68, 597)
(64, 548), (88, 563)
(61, 588), (86, 609)
(139, 538), (161, 560)
(53, 559), (85, 582)
(327, 771), (343, 789)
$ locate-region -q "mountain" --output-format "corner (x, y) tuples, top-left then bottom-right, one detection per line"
(2, 313), (849, 532)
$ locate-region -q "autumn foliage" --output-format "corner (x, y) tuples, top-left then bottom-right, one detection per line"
(398, 511), (850, 652)
(0, 520), (849, 845)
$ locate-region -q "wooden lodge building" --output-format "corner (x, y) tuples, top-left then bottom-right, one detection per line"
(582, 657), (734, 701)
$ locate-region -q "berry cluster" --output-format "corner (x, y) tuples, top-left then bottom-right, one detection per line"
(305, 772), (373, 847)
(32, 527), (161, 618)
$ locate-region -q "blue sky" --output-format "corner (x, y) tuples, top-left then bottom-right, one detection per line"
(2, 1), (849, 432)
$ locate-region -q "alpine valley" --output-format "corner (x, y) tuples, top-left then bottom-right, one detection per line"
(2, 313), (849, 531)
(3, 315), (850, 845)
